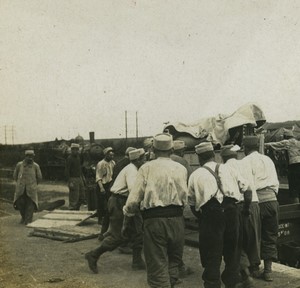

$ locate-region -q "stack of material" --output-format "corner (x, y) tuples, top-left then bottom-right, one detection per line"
(27, 210), (99, 242)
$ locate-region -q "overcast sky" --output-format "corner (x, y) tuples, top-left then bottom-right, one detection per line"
(1, 1), (300, 144)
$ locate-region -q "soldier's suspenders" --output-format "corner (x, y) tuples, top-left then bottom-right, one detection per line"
(202, 164), (226, 198)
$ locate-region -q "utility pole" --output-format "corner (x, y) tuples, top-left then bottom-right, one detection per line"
(4, 125), (7, 145)
(125, 110), (128, 146)
(136, 111), (138, 141)
(11, 125), (15, 145)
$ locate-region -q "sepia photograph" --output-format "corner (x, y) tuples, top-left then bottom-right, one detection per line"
(0, 1), (300, 287)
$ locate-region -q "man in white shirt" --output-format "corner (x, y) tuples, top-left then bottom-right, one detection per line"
(188, 142), (251, 288)
(242, 136), (279, 282)
(221, 145), (260, 288)
(123, 133), (188, 288)
(85, 148), (145, 274)
(95, 147), (115, 238)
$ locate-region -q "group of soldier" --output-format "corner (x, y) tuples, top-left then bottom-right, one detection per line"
(12, 130), (300, 288)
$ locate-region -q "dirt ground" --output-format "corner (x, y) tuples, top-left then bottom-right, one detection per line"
(1, 180), (300, 288)
(0, 180), (203, 288)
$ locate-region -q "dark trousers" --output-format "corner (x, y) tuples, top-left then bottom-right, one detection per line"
(288, 163), (300, 198)
(259, 201), (279, 261)
(143, 216), (185, 288)
(96, 182), (111, 233)
(199, 198), (241, 288)
(89, 194), (143, 265)
(68, 177), (86, 210)
(97, 194), (143, 251)
(15, 190), (35, 224)
(238, 202), (261, 270)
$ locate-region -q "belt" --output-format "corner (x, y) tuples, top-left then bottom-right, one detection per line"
(112, 193), (128, 199)
(142, 205), (183, 219)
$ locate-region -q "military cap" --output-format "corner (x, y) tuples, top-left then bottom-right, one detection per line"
(153, 133), (173, 151)
(70, 143), (80, 149)
(195, 142), (213, 154)
(125, 147), (135, 156)
(173, 140), (186, 151)
(25, 150), (35, 156)
(103, 147), (114, 155)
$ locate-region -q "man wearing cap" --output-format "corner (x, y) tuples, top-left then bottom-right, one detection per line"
(143, 137), (155, 161)
(242, 136), (279, 282)
(171, 140), (193, 179)
(170, 140), (193, 278)
(188, 141), (251, 288)
(65, 143), (86, 210)
(220, 145), (260, 288)
(265, 130), (300, 203)
(85, 148), (146, 273)
(123, 133), (188, 288)
(13, 150), (42, 224)
(95, 147), (115, 239)
(110, 146), (136, 254)
(112, 147), (136, 184)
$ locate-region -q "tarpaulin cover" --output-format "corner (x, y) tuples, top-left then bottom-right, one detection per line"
(164, 103), (266, 145)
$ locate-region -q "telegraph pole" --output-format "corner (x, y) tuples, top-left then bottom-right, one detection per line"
(125, 110), (128, 145)
(136, 111), (138, 141)
(4, 125), (7, 145)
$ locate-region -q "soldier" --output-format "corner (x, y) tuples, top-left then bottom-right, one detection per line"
(188, 142), (251, 288)
(265, 130), (300, 203)
(95, 147), (115, 239)
(220, 145), (260, 288)
(13, 150), (42, 225)
(85, 148), (146, 273)
(123, 133), (188, 288)
(65, 143), (86, 210)
(171, 140), (193, 179)
(170, 140), (194, 278)
(242, 136), (279, 282)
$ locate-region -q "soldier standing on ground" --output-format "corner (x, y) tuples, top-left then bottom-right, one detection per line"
(13, 149), (42, 225)
(123, 133), (188, 288)
(170, 140), (194, 279)
(65, 143), (86, 210)
(95, 147), (115, 240)
(220, 145), (260, 288)
(242, 136), (279, 282)
(85, 148), (146, 273)
(188, 142), (251, 288)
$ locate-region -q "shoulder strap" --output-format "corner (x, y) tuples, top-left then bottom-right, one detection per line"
(202, 164), (225, 196)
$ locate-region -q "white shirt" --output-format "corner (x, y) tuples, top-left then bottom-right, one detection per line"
(241, 151), (279, 193)
(110, 163), (138, 197)
(95, 159), (115, 184)
(123, 157), (188, 216)
(188, 161), (249, 211)
(225, 158), (259, 202)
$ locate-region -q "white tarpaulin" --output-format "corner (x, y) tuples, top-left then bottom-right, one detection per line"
(164, 103), (266, 145)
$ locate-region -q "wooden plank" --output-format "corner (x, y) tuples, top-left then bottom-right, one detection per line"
(42, 214), (92, 221)
(50, 210), (96, 215)
(27, 209), (97, 229)
(27, 219), (81, 228)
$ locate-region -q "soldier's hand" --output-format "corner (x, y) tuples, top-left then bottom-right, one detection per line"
(69, 181), (74, 188)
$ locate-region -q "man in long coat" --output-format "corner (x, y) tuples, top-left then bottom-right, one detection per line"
(13, 149), (42, 224)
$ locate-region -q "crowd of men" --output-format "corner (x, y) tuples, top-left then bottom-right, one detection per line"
(13, 130), (300, 288)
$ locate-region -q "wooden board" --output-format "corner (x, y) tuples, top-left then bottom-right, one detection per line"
(27, 209), (97, 228)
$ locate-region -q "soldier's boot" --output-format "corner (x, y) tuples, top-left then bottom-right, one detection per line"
(241, 268), (255, 288)
(131, 249), (146, 270)
(85, 246), (107, 274)
(262, 260), (273, 282)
